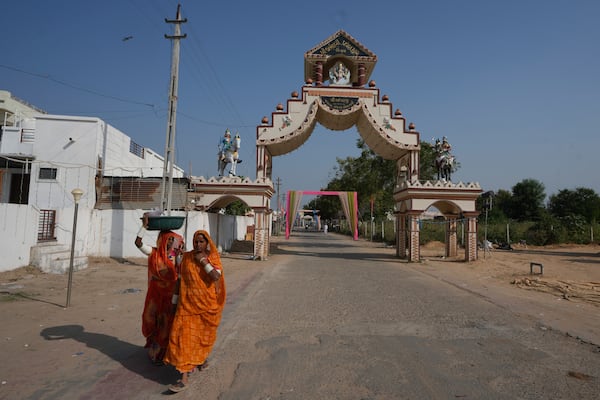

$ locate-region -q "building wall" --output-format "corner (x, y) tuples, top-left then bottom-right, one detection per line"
(92, 210), (253, 259)
(0, 204), (39, 270)
(0, 204), (254, 272)
(29, 117), (99, 210)
(0, 90), (45, 125)
(98, 121), (183, 178)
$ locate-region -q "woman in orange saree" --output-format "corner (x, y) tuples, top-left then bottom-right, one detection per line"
(135, 219), (184, 364)
(164, 229), (226, 393)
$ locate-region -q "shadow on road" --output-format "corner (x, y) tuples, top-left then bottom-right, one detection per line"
(40, 324), (179, 385)
(271, 231), (402, 263)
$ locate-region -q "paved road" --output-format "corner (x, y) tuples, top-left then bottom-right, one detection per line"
(189, 231), (599, 399)
(4, 232), (598, 399)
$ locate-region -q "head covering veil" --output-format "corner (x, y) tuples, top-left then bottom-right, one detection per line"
(148, 230), (183, 281)
(193, 230), (222, 271)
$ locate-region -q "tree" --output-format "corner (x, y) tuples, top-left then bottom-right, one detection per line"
(323, 139), (396, 220)
(310, 138), (460, 222)
(488, 189), (512, 222)
(305, 196), (340, 221)
(225, 200), (251, 216)
(508, 179), (546, 221)
(419, 142), (437, 181)
(548, 187), (600, 224)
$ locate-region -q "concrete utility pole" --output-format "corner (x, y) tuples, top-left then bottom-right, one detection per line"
(160, 4), (186, 214)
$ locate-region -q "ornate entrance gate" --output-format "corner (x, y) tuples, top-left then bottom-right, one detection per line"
(254, 30), (482, 261)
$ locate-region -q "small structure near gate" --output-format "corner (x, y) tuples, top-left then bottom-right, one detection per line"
(187, 175), (274, 259)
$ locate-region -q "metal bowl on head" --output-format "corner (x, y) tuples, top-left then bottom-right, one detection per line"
(147, 215), (185, 231)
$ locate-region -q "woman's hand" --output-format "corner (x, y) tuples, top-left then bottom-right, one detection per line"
(194, 251), (207, 265)
(208, 269), (221, 282)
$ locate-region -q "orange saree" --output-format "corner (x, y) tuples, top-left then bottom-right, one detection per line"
(164, 232), (226, 373)
(142, 231), (182, 363)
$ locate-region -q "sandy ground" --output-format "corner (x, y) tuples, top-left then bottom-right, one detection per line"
(416, 241), (600, 347)
(419, 241), (600, 307)
(0, 239), (599, 398)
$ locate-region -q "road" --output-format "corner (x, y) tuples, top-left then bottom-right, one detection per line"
(188, 231), (599, 399)
(1, 231), (598, 399)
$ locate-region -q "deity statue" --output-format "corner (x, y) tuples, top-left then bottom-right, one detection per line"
(328, 61), (351, 85)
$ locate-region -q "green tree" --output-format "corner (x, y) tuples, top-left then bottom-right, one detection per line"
(548, 187), (600, 224)
(419, 142), (437, 181)
(305, 196), (340, 221)
(508, 179), (546, 221)
(489, 189), (511, 222)
(323, 139), (396, 220)
(225, 200), (251, 216)
(309, 138), (460, 223)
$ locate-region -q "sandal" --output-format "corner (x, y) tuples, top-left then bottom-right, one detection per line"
(168, 380), (187, 393)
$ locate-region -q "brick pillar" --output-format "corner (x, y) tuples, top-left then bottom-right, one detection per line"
(445, 218), (458, 257)
(253, 211), (270, 260)
(397, 213), (406, 258)
(463, 212), (479, 261)
(408, 214), (420, 262)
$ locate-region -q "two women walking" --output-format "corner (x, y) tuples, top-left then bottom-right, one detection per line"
(136, 218), (226, 393)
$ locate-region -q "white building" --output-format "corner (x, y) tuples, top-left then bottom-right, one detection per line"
(0, 90), (252, 273)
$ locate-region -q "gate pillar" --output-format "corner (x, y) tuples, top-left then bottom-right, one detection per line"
(396, 213), (407, 258)
(464, 212), (479, 261)
(445, 217), (458, 257)
(407, 212), (421, 262)
(253, 210), (271, 260)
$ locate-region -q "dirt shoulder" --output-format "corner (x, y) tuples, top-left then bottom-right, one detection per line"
(415, 242), (600, 345)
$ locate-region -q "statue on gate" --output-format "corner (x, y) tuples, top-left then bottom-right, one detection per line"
(218, 129), (242, 177)
(433, 136), (455, 181)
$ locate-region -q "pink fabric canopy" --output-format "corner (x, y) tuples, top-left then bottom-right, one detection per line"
(285, 190), (359, 240)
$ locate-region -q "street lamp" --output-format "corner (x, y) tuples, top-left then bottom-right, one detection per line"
(481, 191), (494, 259)
(66, 188), (83, 308)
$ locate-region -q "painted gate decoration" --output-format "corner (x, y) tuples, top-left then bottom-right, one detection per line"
(285, 190), (359, 240)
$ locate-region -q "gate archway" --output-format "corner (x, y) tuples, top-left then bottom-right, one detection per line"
(285, 190), (359, 240)
(253, 30), (481, 261)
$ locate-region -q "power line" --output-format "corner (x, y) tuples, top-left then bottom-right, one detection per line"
(0, 64), (156, 108)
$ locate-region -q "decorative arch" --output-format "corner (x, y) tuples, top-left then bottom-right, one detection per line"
(285, 190), (359, 240)
(250, 30), (482, 262)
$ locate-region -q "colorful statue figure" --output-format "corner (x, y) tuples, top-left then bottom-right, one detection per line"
(218, 129), (242, 176)
(328, 61), (351, 85)
(433, 136), (455, 181)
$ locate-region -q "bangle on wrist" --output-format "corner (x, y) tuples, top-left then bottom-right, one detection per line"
(203, 262), (214, 274)
(171, 294), (179, 304)
(137, 226), (146, 237)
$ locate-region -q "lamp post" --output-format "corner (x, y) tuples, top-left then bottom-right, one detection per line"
(481, 191), (494, 260)
(66, 188), (83, 308)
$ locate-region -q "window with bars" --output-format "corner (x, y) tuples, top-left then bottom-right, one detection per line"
(129, 140), (145, 158)
(39, 167), (57, 180)
(38, 209), (56, 241)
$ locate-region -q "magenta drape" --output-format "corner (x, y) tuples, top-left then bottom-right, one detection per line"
(285, 190), (358, 240)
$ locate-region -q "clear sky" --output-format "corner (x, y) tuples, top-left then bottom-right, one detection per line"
(2, 0), (599, 204)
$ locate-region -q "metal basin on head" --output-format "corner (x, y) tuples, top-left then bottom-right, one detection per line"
(147, 215), (185, 231)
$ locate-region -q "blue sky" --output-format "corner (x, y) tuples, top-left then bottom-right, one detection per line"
(2, 0), (599, 204)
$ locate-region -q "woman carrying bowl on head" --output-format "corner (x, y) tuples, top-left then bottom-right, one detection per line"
(135, 213), (184, 365)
